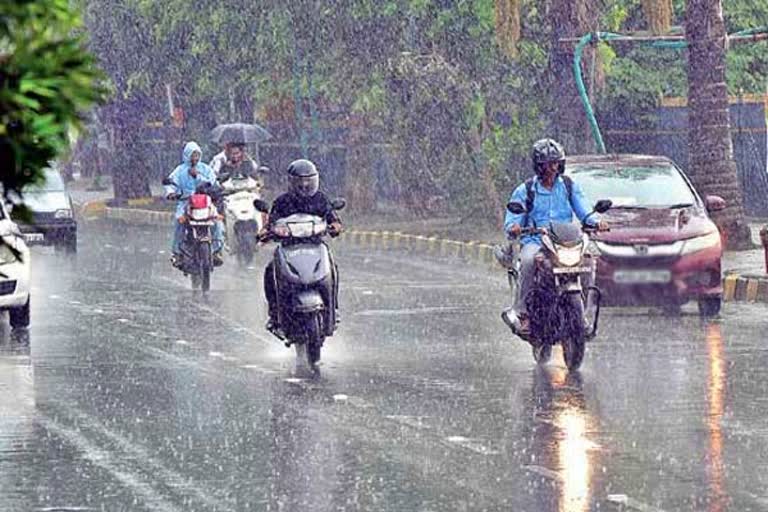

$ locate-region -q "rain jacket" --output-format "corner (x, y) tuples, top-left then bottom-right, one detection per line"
(504, 175), (598, 246)
(165, 142), (218, 219)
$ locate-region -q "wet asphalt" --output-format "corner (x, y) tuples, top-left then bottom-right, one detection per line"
(1, 220), (767, 512)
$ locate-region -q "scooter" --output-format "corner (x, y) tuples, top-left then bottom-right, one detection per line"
(221, 170), (268, 266)
(163, 178), (227, 292)
(498, 199), (612, 371)
(254, 198), (345, 368)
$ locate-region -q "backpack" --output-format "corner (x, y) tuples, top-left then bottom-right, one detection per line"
(523, 175), (574, 227)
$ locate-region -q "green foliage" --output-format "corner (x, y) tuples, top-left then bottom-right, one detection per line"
(0, 0), (105, 204)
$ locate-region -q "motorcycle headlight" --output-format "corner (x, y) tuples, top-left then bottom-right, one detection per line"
(55, 208), (73, 219)
(557, 245), (583, 266)
(681, 231), (721, 255)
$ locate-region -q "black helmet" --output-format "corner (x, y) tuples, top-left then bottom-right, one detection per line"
(532, 138), (565, 176)
(287, 159), (319, 197)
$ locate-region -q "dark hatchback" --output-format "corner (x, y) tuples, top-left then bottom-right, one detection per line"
(565, 154), (725, 316)
(17, 168), (77, 252)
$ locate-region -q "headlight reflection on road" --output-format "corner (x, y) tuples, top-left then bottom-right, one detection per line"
(550, 365), (598, 512)
(706, 323), (726, 512)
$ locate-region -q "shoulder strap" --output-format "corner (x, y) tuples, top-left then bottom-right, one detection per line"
(524, 178), (535, 227)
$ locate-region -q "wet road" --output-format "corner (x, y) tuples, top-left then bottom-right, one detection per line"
(1, 221), (767, 511)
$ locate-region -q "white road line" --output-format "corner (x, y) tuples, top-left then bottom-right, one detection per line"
(59, 406), (237, 512)
(444, 435), (500, 455)
(37, 416), (183, 512)
(384, 415), (431, 430)
(607, 494), (668, 512)
(523, 464), (563, 482)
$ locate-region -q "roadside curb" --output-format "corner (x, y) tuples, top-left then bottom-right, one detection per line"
(96, 206), (768, 305)
(723, 273), (768, 303)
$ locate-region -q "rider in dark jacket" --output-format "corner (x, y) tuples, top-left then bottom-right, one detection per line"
(263, 159), (342, 335)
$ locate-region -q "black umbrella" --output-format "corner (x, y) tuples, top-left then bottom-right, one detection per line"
(210, 122), (272, 145)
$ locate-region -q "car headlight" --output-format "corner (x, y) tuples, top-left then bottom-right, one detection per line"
(55, 208), (73, 219)
(681, 231), (721, 255)
(557, 245), (583, 266)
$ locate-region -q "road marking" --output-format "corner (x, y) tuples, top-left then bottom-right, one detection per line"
(175, 339), (189, 345)
(444, 435), (499, 455)
(37, 416), (183, 512)
(523, 464), (563, 482)
(385, 415), (431, 430)
(607, 494), (667, 512)
(333, 394), (349, 402)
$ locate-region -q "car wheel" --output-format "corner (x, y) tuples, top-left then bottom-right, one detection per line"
(9, 297), (30, 328)
(698, 296), (722, 317)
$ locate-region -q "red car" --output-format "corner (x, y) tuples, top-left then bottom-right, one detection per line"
(565, 154), (725, 316)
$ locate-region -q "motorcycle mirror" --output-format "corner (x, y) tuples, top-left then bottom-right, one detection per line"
(161, 177), (174, 186)
(257, 166), (270, 174)
(330, 198), (346, 211)
(253, 199), (270, 213)
(594, 199), (613, 214)
(507, 202), (526, 215)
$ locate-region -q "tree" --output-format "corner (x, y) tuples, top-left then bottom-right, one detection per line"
(1, 0), (104, 210)
(685, 0), (752, 248)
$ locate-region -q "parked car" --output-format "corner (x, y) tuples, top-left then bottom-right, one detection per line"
(16, 167), (77, 252)
(0, 201), (31, 328)
(565, 154), (725, 316)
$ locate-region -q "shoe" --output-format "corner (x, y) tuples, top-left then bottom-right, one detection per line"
(266, 318), (285, 339)
(213, 251), (224, 267)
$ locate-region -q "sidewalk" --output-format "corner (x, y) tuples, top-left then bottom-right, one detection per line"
(721, 221), (768, 302)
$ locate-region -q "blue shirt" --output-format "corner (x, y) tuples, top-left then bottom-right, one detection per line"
(503, 176), (598, 246)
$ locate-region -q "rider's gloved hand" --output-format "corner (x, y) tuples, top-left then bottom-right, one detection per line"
(597, 220), (610, 232)
(167, 193), (181, 201)
(328, 222), (343, 237)
(507, 223), (522, 237)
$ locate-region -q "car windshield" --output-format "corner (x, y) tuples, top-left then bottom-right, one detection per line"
(567, 165), (698, 208)
(26, 169), (65, 192)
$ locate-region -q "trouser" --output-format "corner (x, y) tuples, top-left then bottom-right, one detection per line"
(171, 218), (224, 254)
(515, 243), (542, 315)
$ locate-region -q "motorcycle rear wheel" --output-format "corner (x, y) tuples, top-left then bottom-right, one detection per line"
(561, 294), (586, 371)
(198, 242), (212, 292)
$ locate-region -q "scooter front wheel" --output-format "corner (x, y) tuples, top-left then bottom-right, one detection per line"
(561, 294), (586, 371)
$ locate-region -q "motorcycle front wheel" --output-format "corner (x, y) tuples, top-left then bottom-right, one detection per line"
(561, 293), (586, 371)
(198, 242), (212, 292)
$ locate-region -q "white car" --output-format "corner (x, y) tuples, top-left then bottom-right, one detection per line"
(0, 201), (31, 328)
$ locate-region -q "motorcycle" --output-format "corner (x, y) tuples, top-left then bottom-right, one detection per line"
(163, 178), (228, 292)
(221, 169), (269, 266)
(498, 199), (612, 371)
(254, 198), (345, 368)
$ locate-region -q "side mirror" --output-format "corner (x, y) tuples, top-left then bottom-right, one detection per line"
(330, 198), (346, 211)
(705, 195), (726, 212)
(594, 199), (613, 214)
(257, 166), (270, 174)
(506, 202), (526, 215)
(253, 199), (270, 213)
(161, 177), (174, 186)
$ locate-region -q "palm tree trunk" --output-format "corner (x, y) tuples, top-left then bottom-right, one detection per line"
(685, 0), (752, 249)
(549, 0), (600, 154)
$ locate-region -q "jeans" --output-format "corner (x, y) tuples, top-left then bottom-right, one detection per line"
(171, 218), (224, 254)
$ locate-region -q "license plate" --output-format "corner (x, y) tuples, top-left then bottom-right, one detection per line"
(23, 233), (44, 243)
(553, 266), (592, 274)
(613, 270), (671, 284)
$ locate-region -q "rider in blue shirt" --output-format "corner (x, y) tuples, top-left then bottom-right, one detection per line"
(504, 138), (608, 333)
